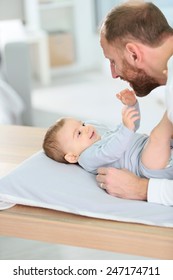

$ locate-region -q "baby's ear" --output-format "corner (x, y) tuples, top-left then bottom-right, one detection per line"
(64, 153), (79, 163)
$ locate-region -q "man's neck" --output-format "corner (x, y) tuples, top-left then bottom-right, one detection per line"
(143, 36), (173, 84)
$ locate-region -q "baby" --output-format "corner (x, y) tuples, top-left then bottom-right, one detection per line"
(43, 89), (173, 179)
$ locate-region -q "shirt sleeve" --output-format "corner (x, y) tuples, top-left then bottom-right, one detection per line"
(148, 178), (173, 206)
(130, 101), (140, 131)
(79, 124), (134, 173)
(165, 55), (173, 123)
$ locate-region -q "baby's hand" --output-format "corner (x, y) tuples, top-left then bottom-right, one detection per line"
(116, 89), (137, 106)
(122, 106), (140, 131)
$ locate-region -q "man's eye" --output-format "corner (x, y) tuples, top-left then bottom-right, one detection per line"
(82, 122), (85, 126)
(78, 131), (81, 136)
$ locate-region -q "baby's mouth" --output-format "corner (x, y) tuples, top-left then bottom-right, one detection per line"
(90, 131), (94, 139)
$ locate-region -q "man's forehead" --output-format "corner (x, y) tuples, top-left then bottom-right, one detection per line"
(100, 37), (116, 57)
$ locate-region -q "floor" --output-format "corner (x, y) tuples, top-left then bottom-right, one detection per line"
(0, 70), (165, 260)
(0, 237), (152, 260)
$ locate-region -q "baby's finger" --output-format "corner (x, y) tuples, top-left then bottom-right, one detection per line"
(127, 110), (139, 119)
(123, 108), (139, 119)
(122, 106), (136, 115)
(116, 93), (121, 100)
(130, 115), (140, 122)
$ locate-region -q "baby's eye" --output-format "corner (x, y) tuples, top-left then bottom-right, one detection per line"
(82, 122), (85, 126)
(77, 131), (81, 137)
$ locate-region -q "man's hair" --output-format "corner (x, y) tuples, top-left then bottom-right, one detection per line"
(43, 118), (69, 163)
(101, 1), (173, 47)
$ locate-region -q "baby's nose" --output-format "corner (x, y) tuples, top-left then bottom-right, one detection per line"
(84, 125), (89, 133)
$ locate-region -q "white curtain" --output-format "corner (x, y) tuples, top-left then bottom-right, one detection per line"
(0, 78), (24, 124)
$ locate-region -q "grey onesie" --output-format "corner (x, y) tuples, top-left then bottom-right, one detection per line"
(78, 102), (173, 179)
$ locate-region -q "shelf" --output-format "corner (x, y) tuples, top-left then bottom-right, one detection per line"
(39, 0), (74, 10)
(24, 0), (99, 82)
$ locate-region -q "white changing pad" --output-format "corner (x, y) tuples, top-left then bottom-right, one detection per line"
(0, 151), (172, 228)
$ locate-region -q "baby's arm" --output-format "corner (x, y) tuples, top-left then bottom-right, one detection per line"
(116, 89), (140, 131)
(122, 106), (140, 131)
(116, 89), (137, 106)
(79, 124), (135, 174)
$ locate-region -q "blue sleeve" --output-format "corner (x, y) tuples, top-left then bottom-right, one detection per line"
(129, 101), (140, 131)
(79, 124), (134, 174)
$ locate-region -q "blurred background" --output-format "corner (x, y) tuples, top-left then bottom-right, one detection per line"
(0, 0), (172, 260)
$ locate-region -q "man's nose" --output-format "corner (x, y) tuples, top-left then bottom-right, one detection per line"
(110, 63), (119, 79)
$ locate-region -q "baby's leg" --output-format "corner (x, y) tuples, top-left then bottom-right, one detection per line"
(141, 111), (173, 169)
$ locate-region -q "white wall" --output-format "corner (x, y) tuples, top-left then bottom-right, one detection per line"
(0, 0), (24, 21)
(1, 0), (172, 77)
(152, 0), (173, 26)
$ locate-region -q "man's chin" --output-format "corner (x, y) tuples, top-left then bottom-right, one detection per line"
(131, 83), (160, 97)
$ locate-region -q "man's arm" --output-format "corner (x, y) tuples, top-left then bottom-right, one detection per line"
(96, 167), (173, 206)
(96, 167), (148, 200)
(148, 178), (173, 206)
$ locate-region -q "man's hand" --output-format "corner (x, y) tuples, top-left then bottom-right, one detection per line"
(96, 167), (148, 201)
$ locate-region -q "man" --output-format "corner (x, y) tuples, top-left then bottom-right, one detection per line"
(97, 0), (173, 206)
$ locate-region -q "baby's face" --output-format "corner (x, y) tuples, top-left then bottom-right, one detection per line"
(57, 118), (101, 156)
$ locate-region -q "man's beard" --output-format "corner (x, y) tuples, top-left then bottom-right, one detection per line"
(121, 59), (160, 97)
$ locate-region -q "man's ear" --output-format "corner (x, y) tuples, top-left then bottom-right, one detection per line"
(125, 43), (142, 65)
(64, 153), (79, 163)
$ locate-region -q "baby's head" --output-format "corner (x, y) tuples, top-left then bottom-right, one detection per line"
(43, 117), (101, 164)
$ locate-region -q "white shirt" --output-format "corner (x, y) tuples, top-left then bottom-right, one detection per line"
(148, 179), (173, 206)
(148, 55), (173, 206)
